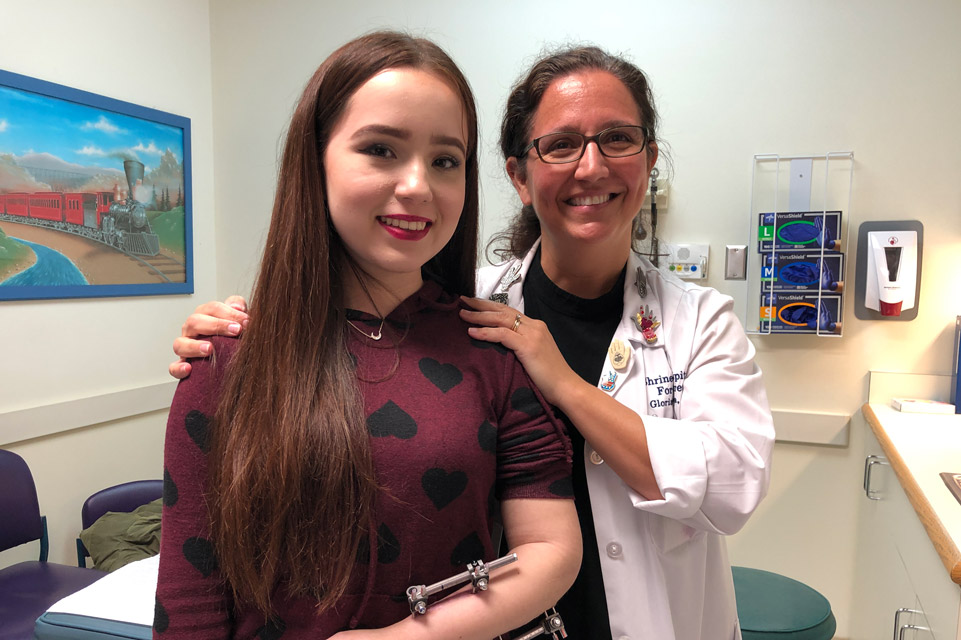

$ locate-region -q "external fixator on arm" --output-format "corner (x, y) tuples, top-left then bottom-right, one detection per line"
(406, 552), (518, 615)
(498, 608), (567, 640)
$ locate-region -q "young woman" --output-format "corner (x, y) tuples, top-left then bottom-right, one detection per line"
(154, 32), (580, 640)
(169, 44), (774, 640)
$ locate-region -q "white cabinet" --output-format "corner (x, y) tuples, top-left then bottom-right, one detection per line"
(850, 426), (957, 639)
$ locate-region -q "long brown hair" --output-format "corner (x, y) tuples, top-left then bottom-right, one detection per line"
(491, 45), (661, 261)
(208, 31), (479, 615)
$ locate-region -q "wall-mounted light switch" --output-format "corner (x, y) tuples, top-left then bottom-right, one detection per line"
(725, 245), (747, 280)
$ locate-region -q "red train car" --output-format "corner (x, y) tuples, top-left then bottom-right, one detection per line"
(4, 193), (30, 218)
(2, 191), (109, 227)
(63, 193), (98, 227)
(29, 192), (65, 222)
(96, 191), (116, 219)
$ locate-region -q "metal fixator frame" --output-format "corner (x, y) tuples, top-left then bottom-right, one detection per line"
(513, 608), (567, 639)
(406, 552), (518, 616)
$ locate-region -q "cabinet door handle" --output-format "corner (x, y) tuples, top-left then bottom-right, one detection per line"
(893, 608), (922, 639)
(899, 624), (930, 639)
(864, 455), (885, 491)
(864, 455), (889, 500)
(863, 455), (874, 491)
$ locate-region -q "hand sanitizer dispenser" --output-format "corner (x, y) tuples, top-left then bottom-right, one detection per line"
(854, 221), (923, 321)
(865, 231), (917, 316)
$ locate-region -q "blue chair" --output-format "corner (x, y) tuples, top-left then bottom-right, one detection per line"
(733, 566), (836, 640)
(0, 449), (106, 640)
(76, 479), (163, 567)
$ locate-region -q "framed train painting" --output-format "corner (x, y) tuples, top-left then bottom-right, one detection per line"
(0, 69), (193, 300)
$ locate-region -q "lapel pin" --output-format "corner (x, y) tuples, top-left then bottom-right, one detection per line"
(633, 304), (661, 344)
(635, 266), (647, 298)
(489, 262), (523, 304)
(600, 371), (617, 392)
(608, 339), (630, 371)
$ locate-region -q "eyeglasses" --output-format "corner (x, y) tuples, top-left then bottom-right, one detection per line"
(521, 125), (649, 164)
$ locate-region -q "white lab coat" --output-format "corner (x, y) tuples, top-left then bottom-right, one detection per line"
(477, 242), (774, 640)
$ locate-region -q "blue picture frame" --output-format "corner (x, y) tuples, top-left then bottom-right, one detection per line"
(0, 69), (193, 300)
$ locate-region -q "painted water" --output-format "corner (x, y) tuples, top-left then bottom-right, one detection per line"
(0, 237), (88, 286)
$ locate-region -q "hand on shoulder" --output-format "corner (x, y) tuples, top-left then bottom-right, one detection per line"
(169, 296), (249, 379)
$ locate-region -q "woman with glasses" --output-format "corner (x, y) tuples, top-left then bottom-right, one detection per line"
(170, 45), (774, 640)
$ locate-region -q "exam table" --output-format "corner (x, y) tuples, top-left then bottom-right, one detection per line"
(33, 554), (157, 639)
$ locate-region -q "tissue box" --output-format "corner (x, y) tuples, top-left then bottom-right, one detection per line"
(892, 398), (956, 414)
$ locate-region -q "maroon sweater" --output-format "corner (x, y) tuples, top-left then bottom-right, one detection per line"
(154, 281), (572, 639)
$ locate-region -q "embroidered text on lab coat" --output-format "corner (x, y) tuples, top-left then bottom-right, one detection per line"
(647, 370), (686, 408)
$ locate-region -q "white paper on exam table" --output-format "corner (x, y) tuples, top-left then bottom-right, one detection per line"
(45, 553), (159, 626)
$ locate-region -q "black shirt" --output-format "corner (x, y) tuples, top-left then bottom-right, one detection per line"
(522, 249), (625, 640)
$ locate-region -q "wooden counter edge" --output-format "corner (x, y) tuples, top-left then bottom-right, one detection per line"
(862, 403), (961, 585)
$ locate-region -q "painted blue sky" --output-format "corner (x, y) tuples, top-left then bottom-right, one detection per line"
(0, 85), (183, 176)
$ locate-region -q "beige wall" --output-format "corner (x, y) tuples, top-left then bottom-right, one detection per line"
(3, 1), (960, 636)
(0, 411), (167, 566)
(0, 0), (215, 564)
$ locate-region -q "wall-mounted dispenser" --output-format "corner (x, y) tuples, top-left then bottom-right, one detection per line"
(854, 220), (923, 321)
(866, 231), (916, 316)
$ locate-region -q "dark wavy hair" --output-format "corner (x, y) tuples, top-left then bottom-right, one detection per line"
(491, 45), (661, 261)
(208, 31), (479, 616)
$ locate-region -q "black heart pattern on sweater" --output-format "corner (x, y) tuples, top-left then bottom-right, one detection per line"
(422, 468), (468, 510)
(366, 401), (417, 439)
(477, 420), (497, 453)
(469, 338), (509, 355)
(182, 537), (218, 577)
(510, 387), (544, 417)
(418, 358), (463, 393)
(255, 617), (286, 640)
(153, 599), (169, 633)
(450, 531), (486, 567)
(549, 476), (574, 497)
(356, 523), (401, 565)
(184, 410), (210, 452)
(163, 467), (178, 508)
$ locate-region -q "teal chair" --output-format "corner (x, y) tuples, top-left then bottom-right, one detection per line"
(732, 566), (836, 640)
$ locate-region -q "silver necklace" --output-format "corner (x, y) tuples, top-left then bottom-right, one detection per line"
(346, 316), (385, 341)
